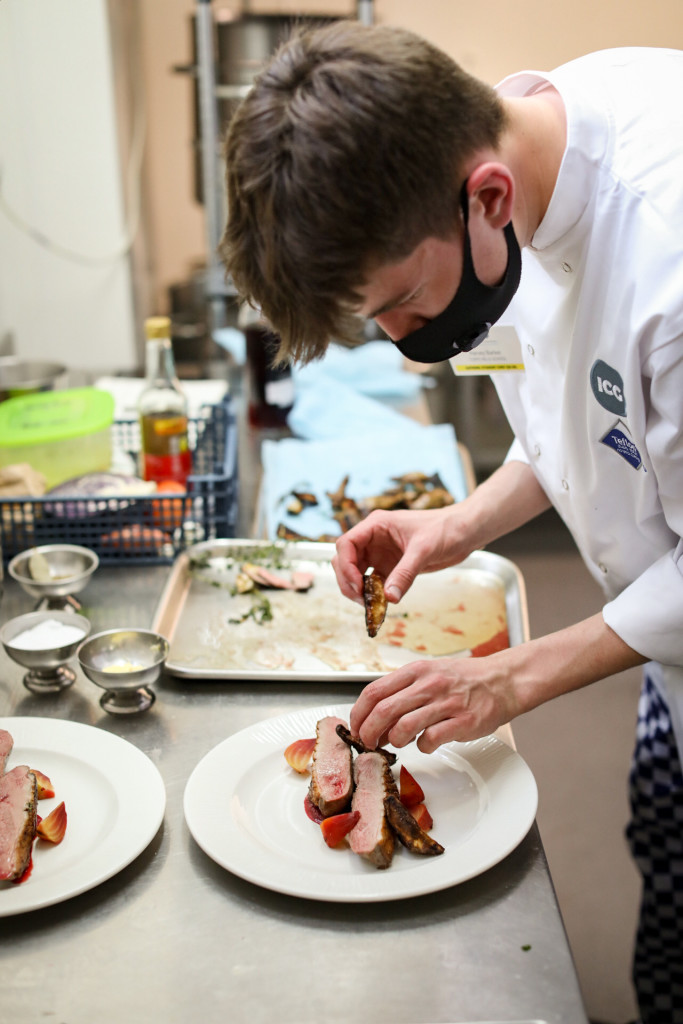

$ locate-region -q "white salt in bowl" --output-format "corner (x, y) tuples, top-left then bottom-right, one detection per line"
(1, 610), (91, 694)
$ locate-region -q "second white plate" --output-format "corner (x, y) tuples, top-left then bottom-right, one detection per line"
(0, 717), (166, 916)
(184, 703), (538, 902)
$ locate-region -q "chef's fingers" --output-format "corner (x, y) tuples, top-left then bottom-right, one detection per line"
(332, 526), (375, 603)
(416, 715), (492, 753)
(383, 553), (421, 602)
(331, 547), (365, 604)
(350, 665), (423, 743)
(352, 664), (457, 748)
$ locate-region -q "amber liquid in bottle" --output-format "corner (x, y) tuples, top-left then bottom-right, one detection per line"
(139, 317), (192, 485)
(140, 410), (192, 484)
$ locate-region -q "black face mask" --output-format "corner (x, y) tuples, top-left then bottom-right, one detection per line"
(392, 182), (522, 364)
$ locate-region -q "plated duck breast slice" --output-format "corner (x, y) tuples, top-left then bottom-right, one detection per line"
(308, 716), (354, 817)
(0, 765), (37, 881)
(0, 729), (13, 776)
(348, 752), (398, 869)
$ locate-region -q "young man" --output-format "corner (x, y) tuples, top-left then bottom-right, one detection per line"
(220, 21), (683, 1021)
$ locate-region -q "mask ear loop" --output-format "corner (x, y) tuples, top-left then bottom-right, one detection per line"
(459, 177), (483, 288)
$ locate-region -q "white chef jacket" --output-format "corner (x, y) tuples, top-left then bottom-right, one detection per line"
(492, 49), (683, 755)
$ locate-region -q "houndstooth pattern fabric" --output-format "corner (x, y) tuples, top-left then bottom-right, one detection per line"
(626, 673), (683, 1023)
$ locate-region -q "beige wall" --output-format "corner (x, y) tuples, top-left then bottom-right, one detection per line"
(140, 0), (683, 310)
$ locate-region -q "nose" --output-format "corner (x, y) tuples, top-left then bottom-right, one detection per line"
(374, 311), (430, 341)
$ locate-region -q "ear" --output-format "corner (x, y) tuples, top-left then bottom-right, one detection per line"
(465, 163), (515, 229)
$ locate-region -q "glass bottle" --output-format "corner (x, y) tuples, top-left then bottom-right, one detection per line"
(138, 316), (192, 485)
(239, 304), (294, 429)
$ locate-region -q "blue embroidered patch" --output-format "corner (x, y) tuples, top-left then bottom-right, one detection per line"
(601, 426), (644, 470)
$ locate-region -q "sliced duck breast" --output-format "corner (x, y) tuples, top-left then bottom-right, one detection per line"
(348, 752), (397, 869)
(0, 729), (13, 776)
(0, 765), (37, 881)
(308, 716), (353, 817)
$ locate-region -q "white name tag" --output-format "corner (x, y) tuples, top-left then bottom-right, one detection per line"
(450, 325), (525, 375)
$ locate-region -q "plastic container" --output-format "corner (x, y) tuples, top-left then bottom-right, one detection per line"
(0, 387), (114, 490)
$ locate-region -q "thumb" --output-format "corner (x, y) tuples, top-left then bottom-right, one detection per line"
(384, 557), (419, 603)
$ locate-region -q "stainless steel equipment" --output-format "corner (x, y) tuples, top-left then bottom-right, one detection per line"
(77, 627), (169, 714)
(8, 544), (99, 611)
(0, 609), (91, 693)
(177, 1), (373, 334)
(0, 356), (66, 402)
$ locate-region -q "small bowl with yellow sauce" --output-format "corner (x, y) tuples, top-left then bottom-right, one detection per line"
(77, 628), (169, 715)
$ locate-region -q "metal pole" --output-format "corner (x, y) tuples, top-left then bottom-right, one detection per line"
(195, 0), (228, 330)
(357, 0), (374, 25)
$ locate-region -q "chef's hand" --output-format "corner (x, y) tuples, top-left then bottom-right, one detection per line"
(350, 613), (649, 753)
(332, 505), (472, 607)
(332, 460), (553, 607)
(349, 650), (517, 752)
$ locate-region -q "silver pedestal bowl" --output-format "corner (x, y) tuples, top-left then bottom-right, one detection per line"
(77, 629), (169, 715)
(8, 544), (99, 612)
(1, 610), (91, 693)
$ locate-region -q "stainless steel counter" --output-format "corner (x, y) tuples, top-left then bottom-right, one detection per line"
(0, 561), (588, 1024)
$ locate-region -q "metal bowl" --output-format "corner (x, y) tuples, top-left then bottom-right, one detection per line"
(0, 356), (66, 402)
(8, 544), (99, 609)
(77, 629), (169, 715)
(1, 610), (91, 693)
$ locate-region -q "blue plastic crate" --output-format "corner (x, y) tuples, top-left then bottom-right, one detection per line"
(0, 397), (238, 566)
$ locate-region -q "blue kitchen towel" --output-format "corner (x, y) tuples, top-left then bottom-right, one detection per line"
(287, 372), (426, 441)
(291, 340), (430, 400)
(212, 327), (246, 365)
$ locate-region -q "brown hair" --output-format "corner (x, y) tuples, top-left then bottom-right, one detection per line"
(219, 20), (507, 363)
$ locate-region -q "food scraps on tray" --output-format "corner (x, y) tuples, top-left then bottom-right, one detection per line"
(0, 727), (68, 885)
(284, 715), (444, 869)
(188, 544), (316, 626)
(171, 545), (511, 675)
(276, 472), (455, 542)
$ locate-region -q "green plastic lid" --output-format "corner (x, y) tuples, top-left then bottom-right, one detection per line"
(0, 387), (114, 446)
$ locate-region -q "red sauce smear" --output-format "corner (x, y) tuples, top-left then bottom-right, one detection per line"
(470, 628), (510, 658)
(12, 852), (33, 885)
(304, 794), (324, 823)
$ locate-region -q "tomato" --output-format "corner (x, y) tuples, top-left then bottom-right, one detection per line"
(320, 810), (360, 848)
(151, 479), (189, 529)
(399, 765), (425, 808)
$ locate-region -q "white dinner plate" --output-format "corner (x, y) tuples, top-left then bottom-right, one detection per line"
(0, 717), (166, 916)
(184, 703), (538, 902)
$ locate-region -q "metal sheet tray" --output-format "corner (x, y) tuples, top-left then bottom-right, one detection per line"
(151, 539), (529, 681)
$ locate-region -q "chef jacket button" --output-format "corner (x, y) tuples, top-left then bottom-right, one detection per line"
(533, 444), (541, 457)
(527, 343), (535, 356)
(561, 479), (569, 490)
(598, 562), (608, 574)
(561, 261), (573, 273)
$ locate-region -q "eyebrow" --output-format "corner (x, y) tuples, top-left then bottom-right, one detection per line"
(366, 288), (415, 320)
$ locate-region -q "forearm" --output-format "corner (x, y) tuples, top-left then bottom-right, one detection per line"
(455, 459), (552, 552)
(504, 612), (647, 718)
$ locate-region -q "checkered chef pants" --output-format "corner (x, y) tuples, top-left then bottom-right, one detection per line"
(626, 672), (683, 1023)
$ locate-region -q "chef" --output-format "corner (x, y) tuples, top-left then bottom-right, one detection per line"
(219, 22), (683, 1022)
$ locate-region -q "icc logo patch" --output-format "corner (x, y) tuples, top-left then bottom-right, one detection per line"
(590, 359), (626, 415)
